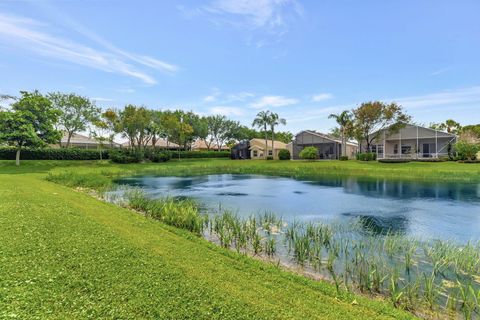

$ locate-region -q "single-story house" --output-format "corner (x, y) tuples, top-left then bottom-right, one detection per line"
(231, 141), (251, 159)
(369, 124), (457, 159)
(291, 130), (358, 160)
(56, 132), (120, 149)
(191, 139), (229, 151)
(121, 138), (180, 149)
(249, 138), (287, 160)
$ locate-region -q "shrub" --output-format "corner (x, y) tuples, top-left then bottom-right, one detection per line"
(455, 141), (480, 161)
(0, 147), (108, 160)
(109, 149), (143, 163)
(339, 156), (349, 161)
(299, 147), (318, 160)
(356, 152), (377, 161)
(150, 151), (171, 163)
(278, 149), (291, 160)
(266, 156), (274, 160)
(378, 159), (411, 163)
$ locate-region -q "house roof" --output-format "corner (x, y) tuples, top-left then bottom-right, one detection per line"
(373, 123), (457, 139)
(61, 132), (115, 145)
(191, 139), (229, 150)
(299, 130), (358, 147)
(250, 138), (287, 149)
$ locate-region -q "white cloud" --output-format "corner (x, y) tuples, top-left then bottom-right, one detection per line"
(203, 88), (221, 102)
(430, 67), (450, 76)
(225, 91), (255, 102)
(209, 106), (245, 116)
(183, 0), (303, 47)
(207, 0), (300, 29)
(0, 12), (178, 85)
(250, 95), (298, 109)
(393, 86), (480, 109)
(311, 93), (333, 102)
(91, 97), (114, 102)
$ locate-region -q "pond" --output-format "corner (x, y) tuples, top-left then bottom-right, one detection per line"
(114, 174), (480, 243)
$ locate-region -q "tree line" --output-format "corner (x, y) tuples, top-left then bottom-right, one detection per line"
(0, 91), (292, 165)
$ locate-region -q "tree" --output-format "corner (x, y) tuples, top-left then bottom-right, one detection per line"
(48, 92), (99, 147)
(148, 110), (167, 147)
(430, 119), (462, 134)
(0, 91), (61, 166)
(328, 110), (352, 158)
(352, 101), (411, 152)
(90, 120), (111, 160)
(103, 105), (153, 150)
(252, 111), (271, 159)
(268, 112), (286, 157)
(205, 115), (239, 151)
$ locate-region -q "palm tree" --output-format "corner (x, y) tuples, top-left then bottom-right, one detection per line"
(328, 110), (352, 158)
(268, 112), (286, 159)
(252, 110), (271, 159)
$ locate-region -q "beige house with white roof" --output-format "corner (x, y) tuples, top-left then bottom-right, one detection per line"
(249, 138), (287, 160)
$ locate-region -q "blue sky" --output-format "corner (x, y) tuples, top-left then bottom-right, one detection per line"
(1, 0), (480, 133)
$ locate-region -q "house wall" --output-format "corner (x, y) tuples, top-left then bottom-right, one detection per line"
(249, 140), (286, 160)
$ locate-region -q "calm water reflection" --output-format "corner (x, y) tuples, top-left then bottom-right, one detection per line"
(115, 174), (480, 243)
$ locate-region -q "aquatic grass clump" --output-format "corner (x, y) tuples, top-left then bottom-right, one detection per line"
(124, 188), (206, 235)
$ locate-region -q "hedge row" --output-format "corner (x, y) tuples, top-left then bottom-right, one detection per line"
(0, 147), (108, 160)
(169, 151), (230, 159)
(0, 147), (230, 161)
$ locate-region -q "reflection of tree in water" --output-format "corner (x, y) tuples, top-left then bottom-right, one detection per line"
(343, 212), (408, 235)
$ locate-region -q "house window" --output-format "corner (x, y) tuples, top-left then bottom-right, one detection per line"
(401, 145), (411, 154)
(253, 150), (258, 157)
(377, 145), (384, 154)
(268, 150), (273, 156)
(371, 145), (377, 153)
(393, 144), (398, 154)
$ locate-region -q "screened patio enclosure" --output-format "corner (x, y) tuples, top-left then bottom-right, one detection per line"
(371, 124), (457, 159)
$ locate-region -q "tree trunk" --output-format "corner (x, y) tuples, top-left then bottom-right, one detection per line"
(264, 133), (268, 159)
(15, 147), (21, 166)
(66, 131), (73, 148)
(271, 128), (275, 159)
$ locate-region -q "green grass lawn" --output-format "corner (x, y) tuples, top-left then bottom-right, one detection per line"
(3, 158), (478, 319)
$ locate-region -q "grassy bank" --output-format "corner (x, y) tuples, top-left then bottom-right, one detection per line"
(0, 160), (416, 319)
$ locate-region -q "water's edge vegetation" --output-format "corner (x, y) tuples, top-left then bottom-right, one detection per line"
(44, 160), (480, 319)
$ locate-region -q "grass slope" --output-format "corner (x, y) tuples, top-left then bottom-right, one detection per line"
(0, 160), (417, 319)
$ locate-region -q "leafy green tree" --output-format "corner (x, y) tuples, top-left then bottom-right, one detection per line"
(429, 119), (462, 134)
(329, 110), (352, 158)
(48, 92), (100, 147)
(103, 105), (152, 150)
(268, 112), (286, 156)
(0, 91), (61, 166)
(89, 120), (112, 160)
(352, 101), (411, 152)
(148, 110), (168, 147)
(252, 110), (271, 159)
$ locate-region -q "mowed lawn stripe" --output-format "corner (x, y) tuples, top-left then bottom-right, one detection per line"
(0, 173), (415, 319)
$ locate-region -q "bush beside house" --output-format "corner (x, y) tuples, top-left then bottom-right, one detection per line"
(299, 147), (318, 160)
(278, 149), (291, 160)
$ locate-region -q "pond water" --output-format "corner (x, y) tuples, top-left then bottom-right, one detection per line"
(115, 174), (480, 243)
